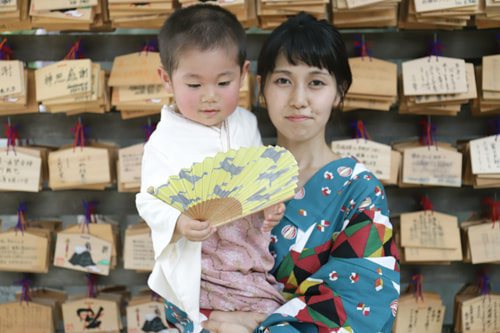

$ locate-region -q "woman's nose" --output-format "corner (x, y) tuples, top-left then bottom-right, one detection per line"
(290, 84), (308, 109)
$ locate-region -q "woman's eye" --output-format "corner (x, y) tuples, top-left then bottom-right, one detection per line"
(218, 81), (231, 87)
(187, 84), (200, 88)
(310, 80), (325, 87)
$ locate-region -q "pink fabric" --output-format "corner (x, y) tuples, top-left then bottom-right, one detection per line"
(200, 213), (285, 314)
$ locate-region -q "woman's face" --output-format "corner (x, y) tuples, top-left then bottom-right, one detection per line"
(262, 54), (340, 144)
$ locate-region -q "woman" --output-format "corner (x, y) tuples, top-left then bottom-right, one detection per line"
(203, 12), (400, 333)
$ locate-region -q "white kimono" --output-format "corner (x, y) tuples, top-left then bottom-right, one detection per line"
(135, 104), (262, 332)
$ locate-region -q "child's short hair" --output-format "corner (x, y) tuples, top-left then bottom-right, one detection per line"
(257, 12), (352, 103)
(158, 4), (247, 76)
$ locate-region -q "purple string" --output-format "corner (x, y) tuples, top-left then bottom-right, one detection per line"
(353, 34), (372, 60)
(477, 269), (491, 302)
(86, 274), (97, 298)
(487, 116), (500, 141)
(82, 200), (97, 234)
(15, 202), (27, 235)
(13, 278), (32, 305)
(349, 120), (370, 140)
(64, 40), (86, 60)
(70, 122), (90, 148)
(428, 37), (446, 61)
(0, 39), (13, 60)
(150, 290), (161, 302)
(139, 40), (159, 55)
(142, 124), (156, 142)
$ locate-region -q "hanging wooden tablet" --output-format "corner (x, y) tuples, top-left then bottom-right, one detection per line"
(48, 145), (114, 190)
(332, 0), (399, 28)
(399, 63), (477, 116)
(393, 292), (445, 333)
(108, 0), (176, 29)
(0, 228), (51, 273)
(29, 0), (102, 31)
(0, 146), (43, 192)
(126, 295), (170, 333)
(469, 134), (500, 188)
(343, 57), (398, 111)
(123, 222), (155, 272)
(54, 232), (112, 275)
(398, 210), (463, 263)
(0, 301), (55, 333)
(62, 297), (122, 333)
(109, 51), (166, 118)
(401, 145), (463, 187)
(331, 138), (392, 180)
(454, 284), (500, 333)
(0, 0), (31, 32)
(148, 145), (299, 227)
(16, 287), (68, 330)
(117, 142), (144, 192)
(257, 0), (329, 29)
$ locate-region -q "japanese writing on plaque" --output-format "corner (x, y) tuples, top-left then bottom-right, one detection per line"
(0, 151), (41, 192)
(0, 60), (23, 97)
(402, 146), (462, 187)
(414, 0), (477, 13)
(123, 231), (154, 271)
(31, 0), (97, 11)
(461, 296), (500, 332)
(402, 57), (467, 96)
(469, 135), (500, 174)
(400, 211), (460, 249)
(331, 139), (391, 180)
(0, 232), (48, 273)
(35, 59), (91, 101)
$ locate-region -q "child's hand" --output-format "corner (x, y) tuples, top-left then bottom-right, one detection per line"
(175, 214), (216, 242)
(261, 202), (285, 232)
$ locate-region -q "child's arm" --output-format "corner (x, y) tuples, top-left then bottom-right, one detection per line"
(175, 214), (216, 242)
(261, 202), (285, 232)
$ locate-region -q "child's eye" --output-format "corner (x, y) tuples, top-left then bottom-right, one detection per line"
(187, 84), (201, 88)
(218, 81), (231, 87)
(310, 80), (325, 87)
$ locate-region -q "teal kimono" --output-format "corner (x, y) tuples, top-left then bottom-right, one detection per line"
(257, 157), (400, 333)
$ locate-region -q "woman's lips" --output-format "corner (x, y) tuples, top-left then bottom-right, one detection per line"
(286, 116), (310, 122)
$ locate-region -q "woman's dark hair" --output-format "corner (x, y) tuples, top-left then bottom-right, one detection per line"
(257, 12), (352, 106)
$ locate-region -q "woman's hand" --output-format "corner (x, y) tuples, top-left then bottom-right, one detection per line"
(174, 214), (216, 241)
(261, 202), (285, 232)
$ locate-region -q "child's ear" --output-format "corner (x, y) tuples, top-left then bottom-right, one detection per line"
(239, 60), (251, 87)
(158, 66), (173, 93)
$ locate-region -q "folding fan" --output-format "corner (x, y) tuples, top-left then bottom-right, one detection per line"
(148, 145), (299, 227)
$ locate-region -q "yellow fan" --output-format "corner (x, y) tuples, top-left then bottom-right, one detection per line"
(147, 145), (299, 227)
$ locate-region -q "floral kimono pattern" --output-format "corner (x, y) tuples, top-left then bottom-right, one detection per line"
(257, 157), (400, 333)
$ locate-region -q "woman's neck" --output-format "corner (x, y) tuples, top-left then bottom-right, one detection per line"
(277, 137), (339, 187)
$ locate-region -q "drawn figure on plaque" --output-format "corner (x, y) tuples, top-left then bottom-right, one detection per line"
(141, 307), (169, 333)
(77, 305), (104, 330)
(68, 242), (101, 273)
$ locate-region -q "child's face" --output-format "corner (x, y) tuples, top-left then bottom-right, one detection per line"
(159, 47), (249, 128)
(261, 54), (340, 143)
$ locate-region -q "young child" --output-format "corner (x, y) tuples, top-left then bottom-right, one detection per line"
(135, 4), (286, 333)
